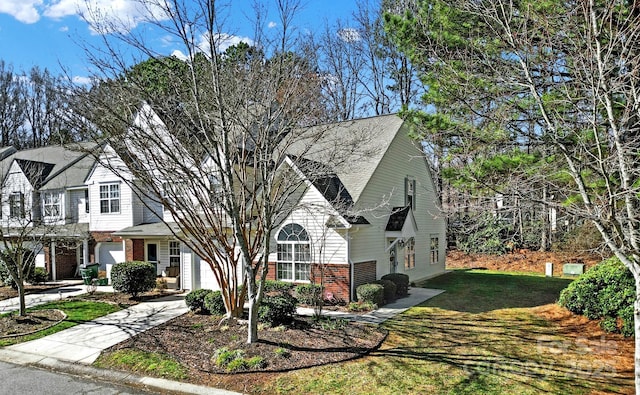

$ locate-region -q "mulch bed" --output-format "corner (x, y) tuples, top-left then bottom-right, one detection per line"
(447, 249), (603, 276)
(101, 313), (386, 385)
(0, 309), (66, 338)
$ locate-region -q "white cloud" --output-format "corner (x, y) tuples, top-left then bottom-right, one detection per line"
(268, 21), (277, 29)
(0, 0), (42, 24)
(214, 33), (253, 53)
(337, 28), (360, 43)
(171, 49), (188, 61)
(72, 75), (92, 85)
(44, 0), (170, 34)
(59, 25), (69, 31)
(168, 33), (253, 63)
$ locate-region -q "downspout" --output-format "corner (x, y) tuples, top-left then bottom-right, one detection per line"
(347, 228), (354, 302)
(51, 241), (57, 281)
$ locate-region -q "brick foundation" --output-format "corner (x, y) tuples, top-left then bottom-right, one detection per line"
(353, 260), (377, 297)
(266, 262), (352, 302)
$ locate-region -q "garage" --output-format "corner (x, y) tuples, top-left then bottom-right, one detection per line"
(97, 242), (125, 280)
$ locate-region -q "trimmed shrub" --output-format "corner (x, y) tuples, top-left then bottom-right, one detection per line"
(620, 305), (634, 337)
(185, 289), (213, 314)
(204, 290), (226, 315)
(558, 257), (634, 336)
(374, 279), (397, 304)
(356, 283), (384, 306)
(381, 273), (410, 297)
(261, 280), (295, 294)
(259, 293), (298, 326)
(0, 264), (16, 289)
(27, 267), (48, 284)
(110, 261), (156, 298)
(348, 301), (377, 312)
(295, 283), (323, 305)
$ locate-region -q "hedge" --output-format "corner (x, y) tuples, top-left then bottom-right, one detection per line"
(381, 273), (410, 297)
(558, 257), (634, 336)
(110, 261), (156, 298)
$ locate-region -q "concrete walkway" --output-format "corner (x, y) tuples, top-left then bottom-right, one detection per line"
(297, 287), (445, 324)
(0, 289), (232, 394)
(4, 294), (188, 364)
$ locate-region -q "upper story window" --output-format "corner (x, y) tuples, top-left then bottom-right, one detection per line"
(405, 177), (416, 210)
(43, 192), (62, 218)
(100, 183), (120, 214)
(276, 223), (311, 282)
(208, 174), (222, 204)
(9, 192), (25, 219)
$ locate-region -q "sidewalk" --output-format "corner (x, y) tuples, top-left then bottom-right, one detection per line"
(0, 280), (87, 313)
(0, 289), (235, 394)
(297, 287), (445, 324)
(4, 294), (188, 364)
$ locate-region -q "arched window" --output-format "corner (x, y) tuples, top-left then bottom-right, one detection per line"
(276, 223), (311, 281)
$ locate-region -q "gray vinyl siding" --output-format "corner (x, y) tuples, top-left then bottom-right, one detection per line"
(350, 124), (446, 282)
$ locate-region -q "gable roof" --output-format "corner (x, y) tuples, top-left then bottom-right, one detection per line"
(0, 143), (100, 191)
(283, 114), (405, 203)
(297, 161), (369, 225)
(385, 206), (411, 231)
(15, 159), (55, 189)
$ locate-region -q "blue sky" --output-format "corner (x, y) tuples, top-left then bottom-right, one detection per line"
(0, 0), (360, 83)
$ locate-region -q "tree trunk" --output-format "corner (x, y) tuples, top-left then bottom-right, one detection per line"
(247, 292), (259, 343)
(17, 280), (26, 317)
(635, 275), (640, 394)
(540, 185), (549, 252)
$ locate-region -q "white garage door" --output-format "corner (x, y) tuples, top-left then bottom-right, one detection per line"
(98, 242), (124, 264)
(98, 242), (125, 281)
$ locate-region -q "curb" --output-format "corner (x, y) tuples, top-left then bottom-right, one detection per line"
(0, 349), (243, 395)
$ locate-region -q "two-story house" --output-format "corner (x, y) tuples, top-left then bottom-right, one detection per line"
(104, 109), (446, 301)
(0, 144), (97, 280)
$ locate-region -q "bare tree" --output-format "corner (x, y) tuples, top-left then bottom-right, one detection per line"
(69, 0), (368, 344)
(0, 61), (26, 147)
(24, 67), (69, 147)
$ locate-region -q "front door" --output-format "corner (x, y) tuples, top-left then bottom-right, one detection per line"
(389, 241), (397, 273)
(146, 243), (159, 275)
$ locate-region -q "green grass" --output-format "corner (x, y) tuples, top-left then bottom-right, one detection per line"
(418, 269), (573, 313)
(258, 270), (632, 395)
(94, 349), (188, 380)
(0, 300), (121, 347)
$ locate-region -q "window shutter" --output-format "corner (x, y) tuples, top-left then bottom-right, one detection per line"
(412, 179), (416, 209)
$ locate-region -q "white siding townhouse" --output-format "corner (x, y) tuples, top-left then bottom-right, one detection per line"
(0, 111), (446, 301)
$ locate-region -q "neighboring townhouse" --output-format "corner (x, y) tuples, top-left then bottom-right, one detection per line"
(0, 144), (97, 280)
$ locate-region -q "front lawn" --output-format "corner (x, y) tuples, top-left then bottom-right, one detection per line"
(258, 270), (633, 395)
(0, 300), (122, 347)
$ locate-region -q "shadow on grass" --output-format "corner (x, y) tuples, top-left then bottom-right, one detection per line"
(373, 311), (632, 394)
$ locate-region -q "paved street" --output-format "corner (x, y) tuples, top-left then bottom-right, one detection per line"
(0, 360), (158, 394)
